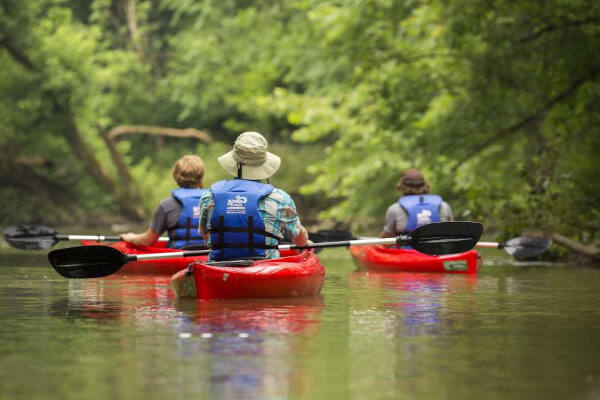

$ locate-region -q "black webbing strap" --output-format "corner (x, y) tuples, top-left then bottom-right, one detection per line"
(219, 216), (225, 248)
(185, 217), (191, 244)
(248, 215), (254, 253)
(210, 213), (282, 250)
(210, 243), (279, 249)
(208, 227), (282, 240)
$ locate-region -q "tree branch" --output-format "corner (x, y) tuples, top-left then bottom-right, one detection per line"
(452, 65), (600, 171)
(0, 29), (36, 71)
(518, 16), (600, 43)
(107, 125), (213, 142)
(551, 232), (600, 261)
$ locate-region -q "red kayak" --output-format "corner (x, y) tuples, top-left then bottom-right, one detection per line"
(349, 245), (481, 274)
(80, 240), (208, 276)
(171, 250), (325, 300)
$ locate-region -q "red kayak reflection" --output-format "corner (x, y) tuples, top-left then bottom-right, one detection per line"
(350, 271), (478, 337)
(65, 275), (325, 335)
(174, 296), (324, 335)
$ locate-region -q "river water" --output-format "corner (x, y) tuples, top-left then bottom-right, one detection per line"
(1, 249), (599, 400)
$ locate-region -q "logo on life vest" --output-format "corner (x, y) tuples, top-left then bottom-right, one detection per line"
(192, 206), (201, 218)
(226, 195), (248, 214)
(417, 209), (432, 226)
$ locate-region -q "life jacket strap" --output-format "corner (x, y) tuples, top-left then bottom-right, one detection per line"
(208, 227), (282, 241)
(209, 214), (282, 250)
(210, 243), (279, 249)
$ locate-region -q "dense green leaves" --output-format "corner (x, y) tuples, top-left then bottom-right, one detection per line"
(0, 0), (598, 256)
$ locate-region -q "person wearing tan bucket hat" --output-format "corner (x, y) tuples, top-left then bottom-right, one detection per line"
(197, 131), (309, 260)
(380, 168), (454, 238)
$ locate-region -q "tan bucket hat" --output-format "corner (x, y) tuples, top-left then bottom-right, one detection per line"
(218, 131), (281, 180)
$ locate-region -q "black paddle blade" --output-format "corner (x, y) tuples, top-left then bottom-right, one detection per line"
(410, 221), (483, 255)
(3, 225), (59, 250)
(504, 237), (552, 259)
(48, 245), (125, 279)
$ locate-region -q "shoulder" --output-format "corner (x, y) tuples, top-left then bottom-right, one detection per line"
(440, 201), (452, 212)
(158, 196), (179, 210)
(386, 202), (403, 215)
(268, 188), (294, 203)
(199, 189), (214, 207)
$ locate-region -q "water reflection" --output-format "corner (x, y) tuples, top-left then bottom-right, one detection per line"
(350, 271), (478, 337)
(174, 297), (324, 399)
(54, 276), (324, 400)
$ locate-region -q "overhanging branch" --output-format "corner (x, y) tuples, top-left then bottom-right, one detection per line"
(452, 65), (600, 172)
(551, 232), (600, 261)
(107, 125), (213, 142)
(518, 16), (600, 43)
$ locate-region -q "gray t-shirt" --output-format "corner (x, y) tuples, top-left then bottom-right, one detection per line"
(383, 201), (454, 235)
(150, 196), (183, 235)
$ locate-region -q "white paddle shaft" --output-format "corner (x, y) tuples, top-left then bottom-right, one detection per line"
(66, 235), (169, 242)
(133, 236), (401, 261)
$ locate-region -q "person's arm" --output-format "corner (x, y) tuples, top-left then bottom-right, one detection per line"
(273, 190), (311, 247)
(197, 190), (214, 244)
(440, 202), (454, 222)
(121, 200), (168, 246)
(120, 227), (160, 246)
(294, 226), (309, 247)
(380, 204), (403, 238)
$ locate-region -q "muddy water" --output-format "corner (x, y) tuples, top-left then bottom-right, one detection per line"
(0, 249), (599, 400)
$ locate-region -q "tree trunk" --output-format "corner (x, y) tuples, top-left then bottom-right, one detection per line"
(99, 126), (134, 187)
(62, 112), (145, 220)
(122, 0), (144, 58)
(1, 31), (146, 221)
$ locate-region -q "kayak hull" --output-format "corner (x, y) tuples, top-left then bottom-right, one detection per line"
(173, 250), (325, 300)
(349, 245), (481, 274)
(80, 240), (207, 276)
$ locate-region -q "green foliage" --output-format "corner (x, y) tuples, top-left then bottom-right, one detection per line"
(1, 0), (598, 257)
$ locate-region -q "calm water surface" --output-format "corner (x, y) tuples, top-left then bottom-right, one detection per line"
(1, 249), (599, 400)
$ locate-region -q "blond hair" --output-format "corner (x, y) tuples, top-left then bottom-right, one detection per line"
(172, 155), (205, 188)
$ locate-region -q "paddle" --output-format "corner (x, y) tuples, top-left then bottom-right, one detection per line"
(48, 221), (483, 279)
(476, 237), (552, 259)
(344, 230), (552, 259)
(2, 224), (169, 250)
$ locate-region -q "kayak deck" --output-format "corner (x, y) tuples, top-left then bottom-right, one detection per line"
(172, 250), (325, 300)
(349, 245), (482, 274)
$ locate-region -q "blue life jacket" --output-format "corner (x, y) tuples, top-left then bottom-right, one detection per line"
(398, 194), (443, 232)
(209, 179), (281, 261)
(168, 187), (206, 248)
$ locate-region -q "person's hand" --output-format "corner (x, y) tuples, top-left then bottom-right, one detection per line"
(120, 233), (136, 243)
(306, 239), (314, 246)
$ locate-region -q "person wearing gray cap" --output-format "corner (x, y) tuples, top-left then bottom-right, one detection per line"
(197, 131), (309, 260)
(380, 168), (454, 238)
